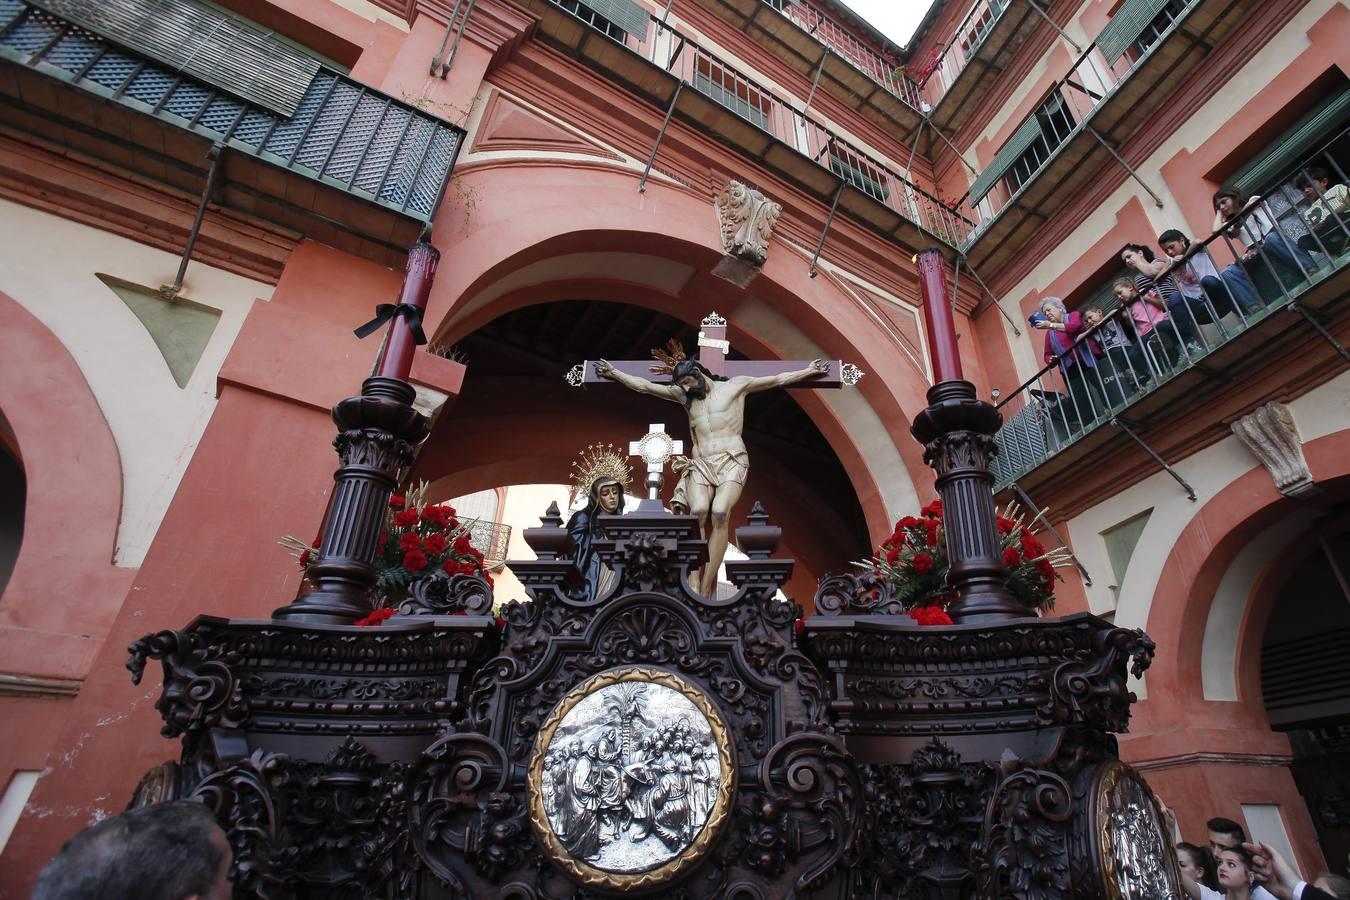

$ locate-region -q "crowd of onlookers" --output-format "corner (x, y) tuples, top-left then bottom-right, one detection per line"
(1027, 168), (1347, 432)
(1176, 815), (1350, 900)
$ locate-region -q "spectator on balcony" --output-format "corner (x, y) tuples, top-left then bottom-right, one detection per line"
(1158, 228), (1261, 323)
(1121, 243), (1199, 353)
(1113, 278), (1177, 375)
(1033, 296), (1103, 425)
(1213, 186), (1317, 300)
(1082, 306), (1138, 405)
(1296, 167), (1349, 258)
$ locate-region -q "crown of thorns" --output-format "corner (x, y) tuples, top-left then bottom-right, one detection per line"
(648, 338), (688, 376)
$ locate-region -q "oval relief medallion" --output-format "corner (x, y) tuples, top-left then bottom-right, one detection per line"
(527, 666), (735, 890)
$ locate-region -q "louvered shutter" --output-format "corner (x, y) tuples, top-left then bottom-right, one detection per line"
(968, 113), (1044, 203)
(28, 0), (319, 116)
(1096, 0), (1168, 65)
(1230, 87), (1350, 197)
(577, 0), (649, 39)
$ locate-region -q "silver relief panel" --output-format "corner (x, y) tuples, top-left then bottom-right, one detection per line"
(1106, 774), (1180, 899)
(538, 681), (722, 873)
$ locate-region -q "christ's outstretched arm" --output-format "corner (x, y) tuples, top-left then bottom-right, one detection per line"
(593, 359), (683, 402)
(734, 359), (829, 394)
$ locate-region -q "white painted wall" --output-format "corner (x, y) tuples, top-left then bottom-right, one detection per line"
(0, 200), (274, 567)
(1067, 371), (1350, 697)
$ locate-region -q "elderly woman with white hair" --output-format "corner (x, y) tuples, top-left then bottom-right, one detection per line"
(1033, 296), (1105, 431)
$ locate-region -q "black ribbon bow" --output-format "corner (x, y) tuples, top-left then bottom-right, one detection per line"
(354, 303), (427, 345)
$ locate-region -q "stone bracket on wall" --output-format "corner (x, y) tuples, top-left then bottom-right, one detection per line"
(711, 179), (782, 288)
(1231, 401), (1317, 498)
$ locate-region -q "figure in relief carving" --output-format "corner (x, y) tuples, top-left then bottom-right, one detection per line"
(566, 445), (632, 600)
(594, 344), (827, 596)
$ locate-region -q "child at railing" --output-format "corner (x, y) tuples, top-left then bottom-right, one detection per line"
(1112, 278), (1179, 376)
(1296, 167), (1349, 258)
(1082, 306), (1140, 406)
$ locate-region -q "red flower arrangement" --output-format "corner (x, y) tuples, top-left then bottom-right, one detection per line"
(860, 499), (1065, 624)
(281, 482), (492, 626)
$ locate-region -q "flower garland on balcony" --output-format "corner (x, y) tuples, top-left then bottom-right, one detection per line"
(281, 482), (492, 624)
(860, 499), (1067, 624)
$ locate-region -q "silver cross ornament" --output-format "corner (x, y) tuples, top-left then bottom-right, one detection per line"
(630, 424), (684, 505)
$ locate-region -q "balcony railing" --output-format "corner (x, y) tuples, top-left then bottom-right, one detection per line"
(919, 0), (1011, 110)
(990, 133), (1350, 490)
(0, 0), (463, 221)
(460, 516), (512, 568)
(760, 0), (927, 113)
(545, 0), (976, 247)
(958, 0), (1222, 247)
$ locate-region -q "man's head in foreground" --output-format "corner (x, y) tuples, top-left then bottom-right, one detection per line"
(33, 800), (232, 900)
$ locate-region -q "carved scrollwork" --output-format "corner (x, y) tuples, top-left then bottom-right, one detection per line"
(813, 570), (906, 616)
(407, 732), (522, 890)
(977, 754), (1075, 900)
(400, 571), (496, 616)
(192, 740), (414, 899)
(1041, 627), (1155, 733)
(127, 629), (249, 738)
(855, 739), (997, 898)
(753, 732), (862, 893)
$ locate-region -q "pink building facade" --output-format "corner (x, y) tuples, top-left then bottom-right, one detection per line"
(0, 0), (1346, 892)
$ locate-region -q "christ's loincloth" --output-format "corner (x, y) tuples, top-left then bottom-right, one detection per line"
(669, 452), (749, 511)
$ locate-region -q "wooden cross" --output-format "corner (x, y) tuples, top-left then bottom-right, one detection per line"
(566, 312), (862, 388)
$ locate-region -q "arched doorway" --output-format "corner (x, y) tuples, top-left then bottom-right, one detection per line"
(0, 412), (23, 599)
(1260, 510), (1350, 871)
(413, 300), (873, 601)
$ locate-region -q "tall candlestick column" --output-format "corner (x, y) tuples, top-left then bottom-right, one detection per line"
(273, 242), (438, 623)
(909, 249), (1030, 623)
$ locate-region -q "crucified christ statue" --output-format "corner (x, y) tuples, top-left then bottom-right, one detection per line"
(592, 355), (828, 596)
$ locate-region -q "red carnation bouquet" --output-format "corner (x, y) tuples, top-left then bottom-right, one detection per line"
(860, 498), (1066, 625)
(281, 482), (492, 621)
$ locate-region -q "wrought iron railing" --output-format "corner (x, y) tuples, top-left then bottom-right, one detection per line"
(990, 133), (1350, 489)
(958, 0), (1200, 241)
(545, 0), (976, 247)
(460, 516), (512, 568)
(759, 0), (928, 113)
(0, 1), (463, 221)
(918, 0), (1011, 109)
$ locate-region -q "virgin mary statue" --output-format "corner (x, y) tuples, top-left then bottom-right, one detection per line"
(566, 444), (631, 602)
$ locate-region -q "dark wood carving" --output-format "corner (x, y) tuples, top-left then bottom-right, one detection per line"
(807, 571), (1158, 899)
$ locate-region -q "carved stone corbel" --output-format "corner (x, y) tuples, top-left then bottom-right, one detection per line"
(1231, 401), (1317, 497)
(711, 179), (782, 288)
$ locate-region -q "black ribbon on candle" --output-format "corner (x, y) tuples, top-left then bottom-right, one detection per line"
(354, 303), (427, 345)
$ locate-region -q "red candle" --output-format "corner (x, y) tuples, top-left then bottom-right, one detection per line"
(376, 241), (440, 380)
(915, 249), (963, 383)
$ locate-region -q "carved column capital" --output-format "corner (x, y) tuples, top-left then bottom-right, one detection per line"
(1231, 401), (1317, 497)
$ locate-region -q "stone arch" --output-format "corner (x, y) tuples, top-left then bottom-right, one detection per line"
(425, 161), (938, 542)
(1137, 430), (1350, 735)
(0, 292), (135, 679)
(416, 299), (874, 603)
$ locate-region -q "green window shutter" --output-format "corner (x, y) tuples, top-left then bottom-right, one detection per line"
(969, 113), (1044, 203)
(28, 0), (320, 116)
(577, 0), (649, 38)
(1230, 87), (1350, 197)
(1096, 0), (1168, 65)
